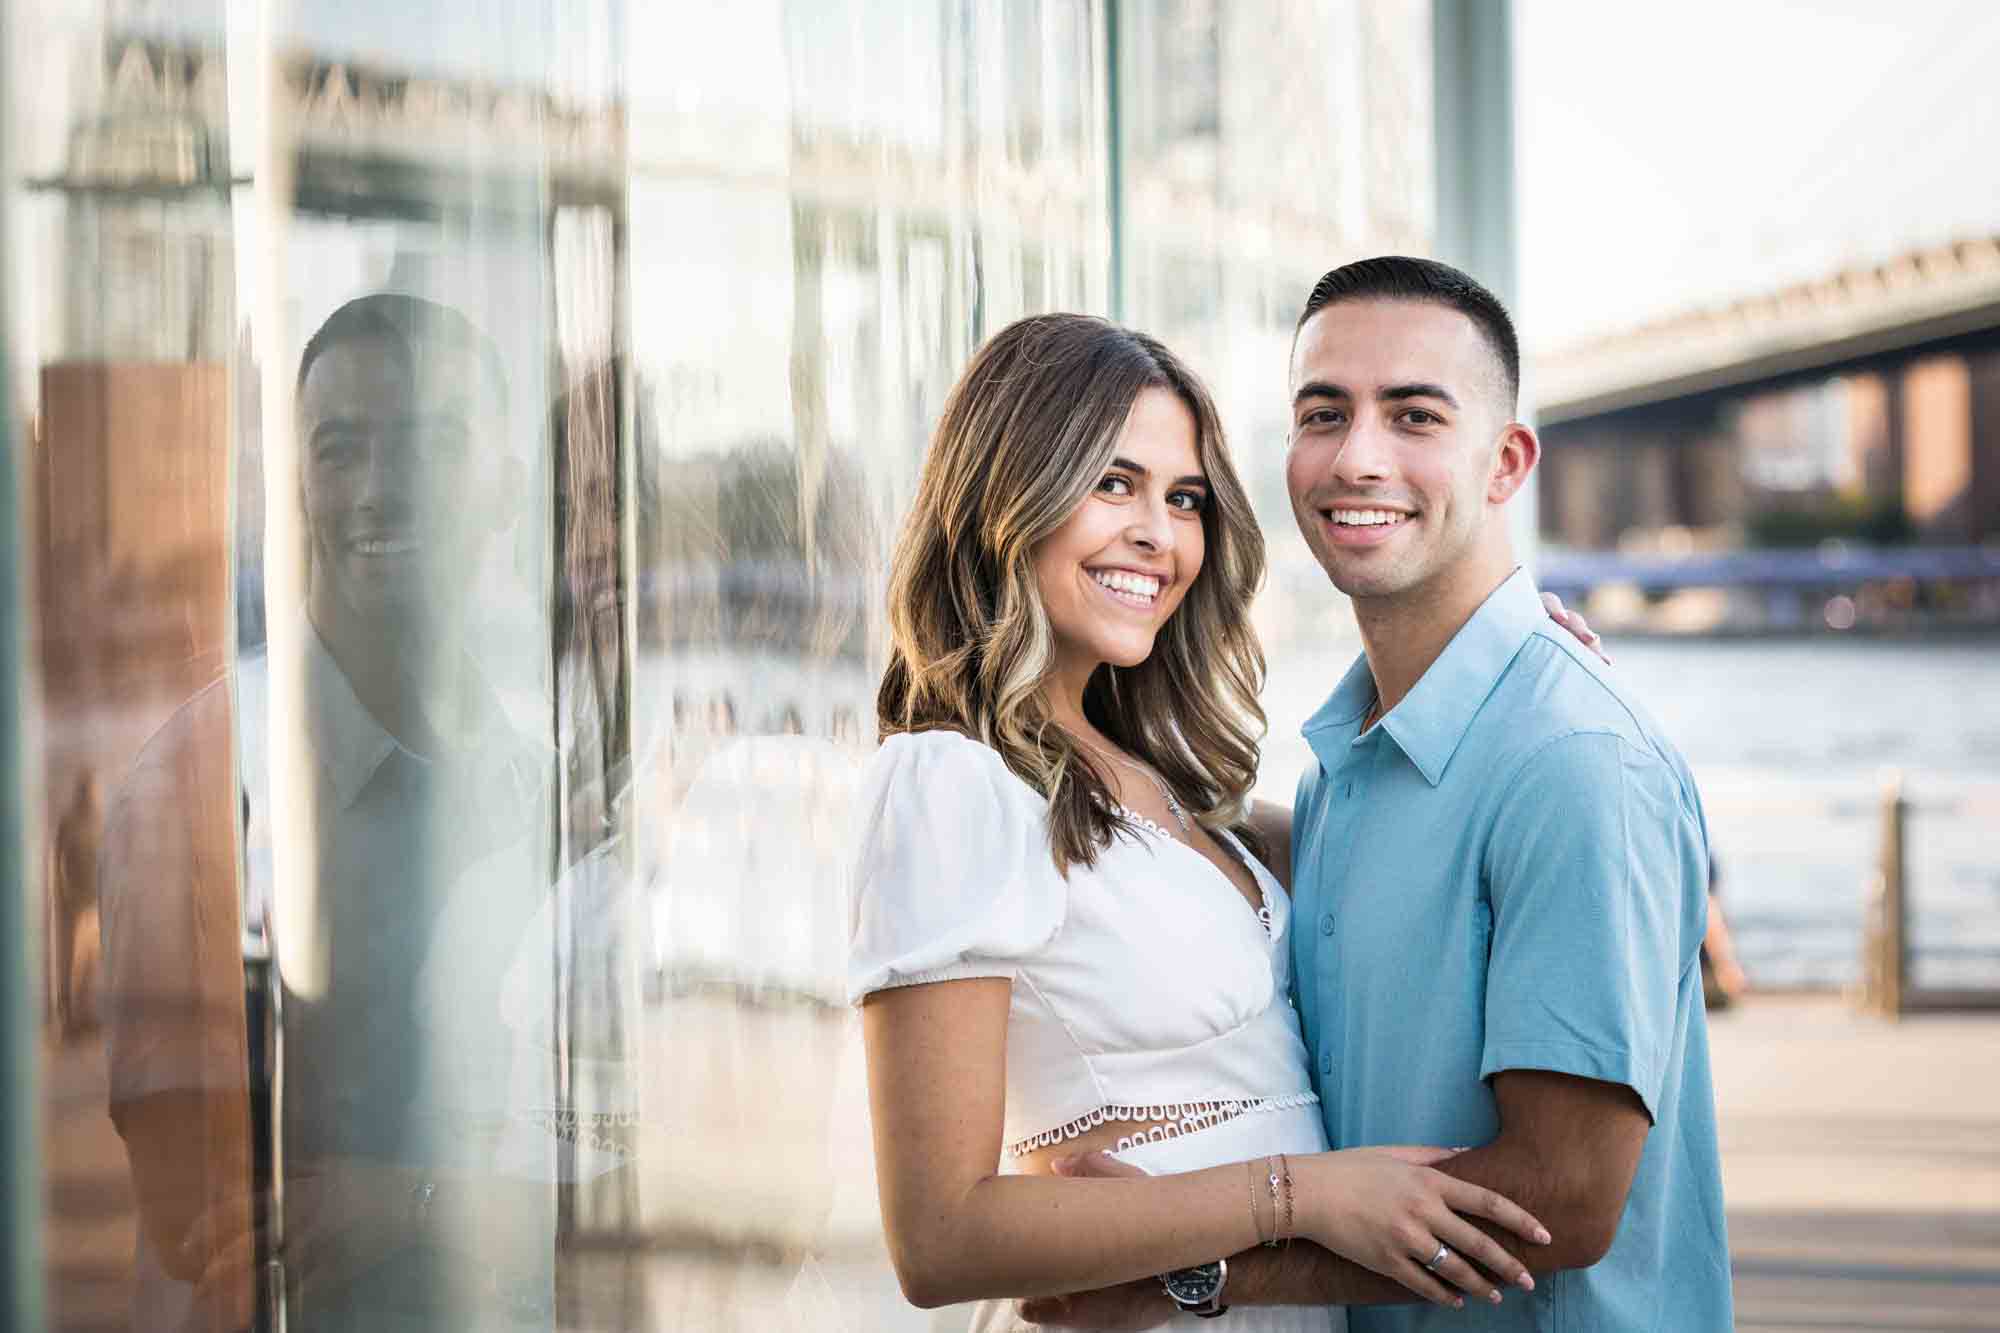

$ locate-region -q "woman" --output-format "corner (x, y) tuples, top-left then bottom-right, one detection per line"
(848, 315), (1577, 1330)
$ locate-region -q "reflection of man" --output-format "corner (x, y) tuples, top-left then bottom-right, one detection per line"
(102, 295), (559, 1332)
(1037, 259), (1729, 1329)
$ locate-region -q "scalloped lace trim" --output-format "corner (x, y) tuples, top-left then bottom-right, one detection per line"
(1003, 1092), (1320, 1159)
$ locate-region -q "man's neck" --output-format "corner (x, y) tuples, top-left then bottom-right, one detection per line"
(308, 585), (471, 757)
(1352, 549), (1516, 720)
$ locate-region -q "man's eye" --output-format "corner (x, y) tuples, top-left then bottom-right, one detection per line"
(1299, 409), (1344, 430)
(1401, 409), (1441, 426)
(1097, 474), (1133, 496)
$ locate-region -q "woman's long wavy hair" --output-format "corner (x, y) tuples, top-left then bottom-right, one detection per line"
(877, 314), (1267, 874)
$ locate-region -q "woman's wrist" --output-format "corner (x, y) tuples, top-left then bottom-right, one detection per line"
(1289, 1151), (1344, 1250)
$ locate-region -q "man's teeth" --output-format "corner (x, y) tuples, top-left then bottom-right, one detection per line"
(355, 537), (420, 555)
(1090, 569), (1160, 600)
(1330, 509), (1408, 527)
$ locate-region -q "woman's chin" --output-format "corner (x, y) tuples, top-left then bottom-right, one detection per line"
(1099, 635), (1159, 670)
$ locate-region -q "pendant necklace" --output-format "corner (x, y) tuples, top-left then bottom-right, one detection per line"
(1088, 742), (1191, 838)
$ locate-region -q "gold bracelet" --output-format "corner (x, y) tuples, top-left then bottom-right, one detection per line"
(1247, 1159), (1271, 1245)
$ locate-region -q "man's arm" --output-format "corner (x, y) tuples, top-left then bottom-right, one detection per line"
(1434, 1069), (1649, 1270)
(1166, 1071), (1645, 1312)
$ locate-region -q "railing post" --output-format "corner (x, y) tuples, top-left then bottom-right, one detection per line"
(1866, 771), (1909, 1019)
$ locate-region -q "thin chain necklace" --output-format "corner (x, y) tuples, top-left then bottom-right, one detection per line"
(1084, 740), (1192, 838)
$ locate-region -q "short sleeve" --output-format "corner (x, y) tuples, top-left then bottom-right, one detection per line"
(1479, 732), (1707, 1120)
(845, 730), (1065, 1005)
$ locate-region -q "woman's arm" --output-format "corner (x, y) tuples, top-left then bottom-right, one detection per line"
(863, 978), (1547, 1309)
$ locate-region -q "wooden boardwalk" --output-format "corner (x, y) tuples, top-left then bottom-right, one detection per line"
(1712, 995), (2000, 1331)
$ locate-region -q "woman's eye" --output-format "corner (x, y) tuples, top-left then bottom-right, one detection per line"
(1168, 489), (1207, 513)
(1097, 474), (1133, 496)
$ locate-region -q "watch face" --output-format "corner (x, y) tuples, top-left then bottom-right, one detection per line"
(1162, 1261), (1223, 1305)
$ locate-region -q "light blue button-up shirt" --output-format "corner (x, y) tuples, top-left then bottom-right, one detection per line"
(1291, 569), (1731, 1331)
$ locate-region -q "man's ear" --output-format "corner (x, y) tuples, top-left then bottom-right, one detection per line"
(1487, 421), (1540, 505)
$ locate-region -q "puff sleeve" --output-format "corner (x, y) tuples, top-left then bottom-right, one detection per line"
(846, 730), (1066, 1004)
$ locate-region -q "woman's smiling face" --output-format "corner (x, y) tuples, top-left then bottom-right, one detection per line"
(1032, 386), (1209, 684)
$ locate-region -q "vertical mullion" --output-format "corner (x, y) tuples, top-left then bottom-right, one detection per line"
(0, 0), (48, 1320)
(1432, 0), (1534, 559)
(1104, 0), (1124, 323)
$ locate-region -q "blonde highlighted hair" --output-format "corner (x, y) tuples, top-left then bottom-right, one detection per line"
(877, 314), (1267, 872)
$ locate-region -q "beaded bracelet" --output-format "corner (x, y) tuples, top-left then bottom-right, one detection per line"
(1276, 1153), (1295, 1248)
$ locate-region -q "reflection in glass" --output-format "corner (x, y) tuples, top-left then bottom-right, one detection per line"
(14, 2), (1434, 1328)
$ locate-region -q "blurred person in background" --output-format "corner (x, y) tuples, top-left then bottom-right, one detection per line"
(99, 294), (561, 1332)
(1036, 258), (1727, 1331)
(1701, 857), (1750, 1010)
(851, 314), (1574, 1332)
(49, 769), (104, 1040)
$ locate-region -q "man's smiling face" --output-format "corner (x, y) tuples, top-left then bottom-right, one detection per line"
(1285, 297), (1514, 603)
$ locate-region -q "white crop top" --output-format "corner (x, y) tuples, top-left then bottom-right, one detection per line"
(847, 729), (1319, 1158)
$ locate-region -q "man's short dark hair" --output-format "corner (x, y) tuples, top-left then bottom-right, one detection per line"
(1295, 256), (1519, 412)
(296, 292), (509, 410)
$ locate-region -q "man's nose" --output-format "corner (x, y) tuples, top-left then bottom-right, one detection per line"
(1329, 416), (1393, 486)
(354, 435), (400, 508)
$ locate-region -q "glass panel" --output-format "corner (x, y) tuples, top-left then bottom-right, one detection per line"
(1115, 0), (1434, 802)
(13, 2), (1437, 1329)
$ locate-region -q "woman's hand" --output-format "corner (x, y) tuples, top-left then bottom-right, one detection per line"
(1299, 1146), (1551, 1309)
(1540, 591), (1609, 664)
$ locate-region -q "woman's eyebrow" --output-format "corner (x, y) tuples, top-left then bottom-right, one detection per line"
(1110, 456), (1206, 488)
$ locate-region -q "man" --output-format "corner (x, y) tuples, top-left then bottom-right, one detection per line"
(101, 294), (560, 1331)
(1029, 258), (1729, 1328)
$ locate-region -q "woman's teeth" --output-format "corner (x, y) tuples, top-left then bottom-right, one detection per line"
(1090, 569), (1160, 603)
(1330, 509), (1408, 527)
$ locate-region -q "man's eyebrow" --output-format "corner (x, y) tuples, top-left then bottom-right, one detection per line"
(1381, 382), (1460, 409)
(1292, 380), (1349, 408)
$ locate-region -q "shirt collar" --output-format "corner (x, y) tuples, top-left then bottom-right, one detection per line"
(301, 616), (401, 809)
(1302, 567), (1546, 787)
(299, 614), (545, 811)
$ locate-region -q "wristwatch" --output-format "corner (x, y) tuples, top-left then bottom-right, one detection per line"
(1160, 1257), (1229, 1319)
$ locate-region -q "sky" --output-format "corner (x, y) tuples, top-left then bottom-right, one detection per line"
(1516, 0), (2000, 351)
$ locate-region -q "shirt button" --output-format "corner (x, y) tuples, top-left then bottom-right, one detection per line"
(1319, 914), (1335, 937)
(1319, 1051), (1333, 1076)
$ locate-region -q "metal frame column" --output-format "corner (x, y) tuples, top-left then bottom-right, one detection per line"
(1432, 0), (1536, 557)
(0, 0), (48, 1317)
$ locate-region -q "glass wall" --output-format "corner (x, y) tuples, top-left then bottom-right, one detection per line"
(7, 2), (1430, 1328)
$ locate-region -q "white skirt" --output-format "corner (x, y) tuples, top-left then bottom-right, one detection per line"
(963, 1100), (1348, 1333)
